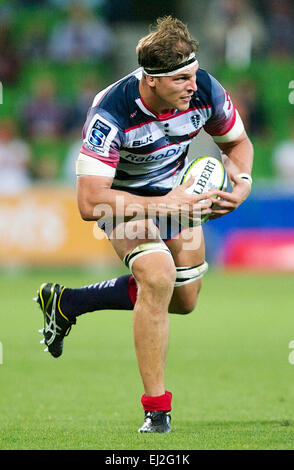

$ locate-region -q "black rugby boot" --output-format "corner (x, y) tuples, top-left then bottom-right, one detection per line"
(35, 282), (75, 358)
(138, 410), (172, 433)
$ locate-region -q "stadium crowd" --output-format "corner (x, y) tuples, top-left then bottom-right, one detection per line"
(0, 0), (293, 193)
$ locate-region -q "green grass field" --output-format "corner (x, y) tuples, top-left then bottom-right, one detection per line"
(0, 267), (293, 450)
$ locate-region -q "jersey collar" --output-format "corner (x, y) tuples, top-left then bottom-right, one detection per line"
(136, 97), (176, 120)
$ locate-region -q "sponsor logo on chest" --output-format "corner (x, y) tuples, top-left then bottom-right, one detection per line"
(122, 144), (186, 164)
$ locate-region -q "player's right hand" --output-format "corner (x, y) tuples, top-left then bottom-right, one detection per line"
(158, 177), (214, 223)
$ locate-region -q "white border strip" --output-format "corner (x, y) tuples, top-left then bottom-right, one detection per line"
(212, 110), (244, 143)
(76, 153), (116, 178)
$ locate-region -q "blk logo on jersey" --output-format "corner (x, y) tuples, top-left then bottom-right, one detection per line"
(132, 135), (153, 147)
(89, 119), (111, 149)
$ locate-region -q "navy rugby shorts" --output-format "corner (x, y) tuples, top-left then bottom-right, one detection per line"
(97, 185), (186, 242)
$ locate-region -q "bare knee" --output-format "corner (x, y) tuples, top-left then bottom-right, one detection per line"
(170, 281), (202, 315)
(133, 254), (177, 299)
(170, 299), (197, 315)
(139, 266), (177, 297)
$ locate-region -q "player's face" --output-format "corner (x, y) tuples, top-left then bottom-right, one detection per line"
(153, 64), (198, 112)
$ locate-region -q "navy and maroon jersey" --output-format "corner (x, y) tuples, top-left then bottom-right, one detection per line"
(77, 67), (244, 195)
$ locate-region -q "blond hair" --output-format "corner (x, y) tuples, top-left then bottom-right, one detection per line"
(136, 16), (199, 71)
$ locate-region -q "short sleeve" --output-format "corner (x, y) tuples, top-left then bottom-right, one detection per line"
(204, 74), (244, 143)
(80, 106), (124, 167)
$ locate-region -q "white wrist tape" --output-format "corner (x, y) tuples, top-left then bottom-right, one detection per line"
(236, 173), (252, 186)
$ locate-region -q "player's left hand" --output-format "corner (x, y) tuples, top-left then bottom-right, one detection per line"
(208, 174), (251, 219)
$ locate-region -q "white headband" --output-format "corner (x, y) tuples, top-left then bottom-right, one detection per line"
(143, 53), (198, 77)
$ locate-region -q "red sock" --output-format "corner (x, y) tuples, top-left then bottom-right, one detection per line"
(128, 275), (137, 305)
(141, 391), (172, 411)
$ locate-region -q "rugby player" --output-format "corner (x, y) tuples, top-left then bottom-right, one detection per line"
(35, 16), (253, 433)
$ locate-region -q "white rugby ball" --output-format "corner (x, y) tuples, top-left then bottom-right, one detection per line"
(175, 156), (232, 226)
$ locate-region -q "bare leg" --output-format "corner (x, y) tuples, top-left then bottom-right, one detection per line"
(110, 219), (176, 397)
(132, 252), (176, 396)
(167, 226), (206, 314)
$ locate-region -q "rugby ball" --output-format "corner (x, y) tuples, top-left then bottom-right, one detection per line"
(175, 156), (232, 226)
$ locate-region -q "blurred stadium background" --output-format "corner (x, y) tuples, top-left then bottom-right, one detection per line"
(0, 0), (294, 450)
(0, 0), (294, 270)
